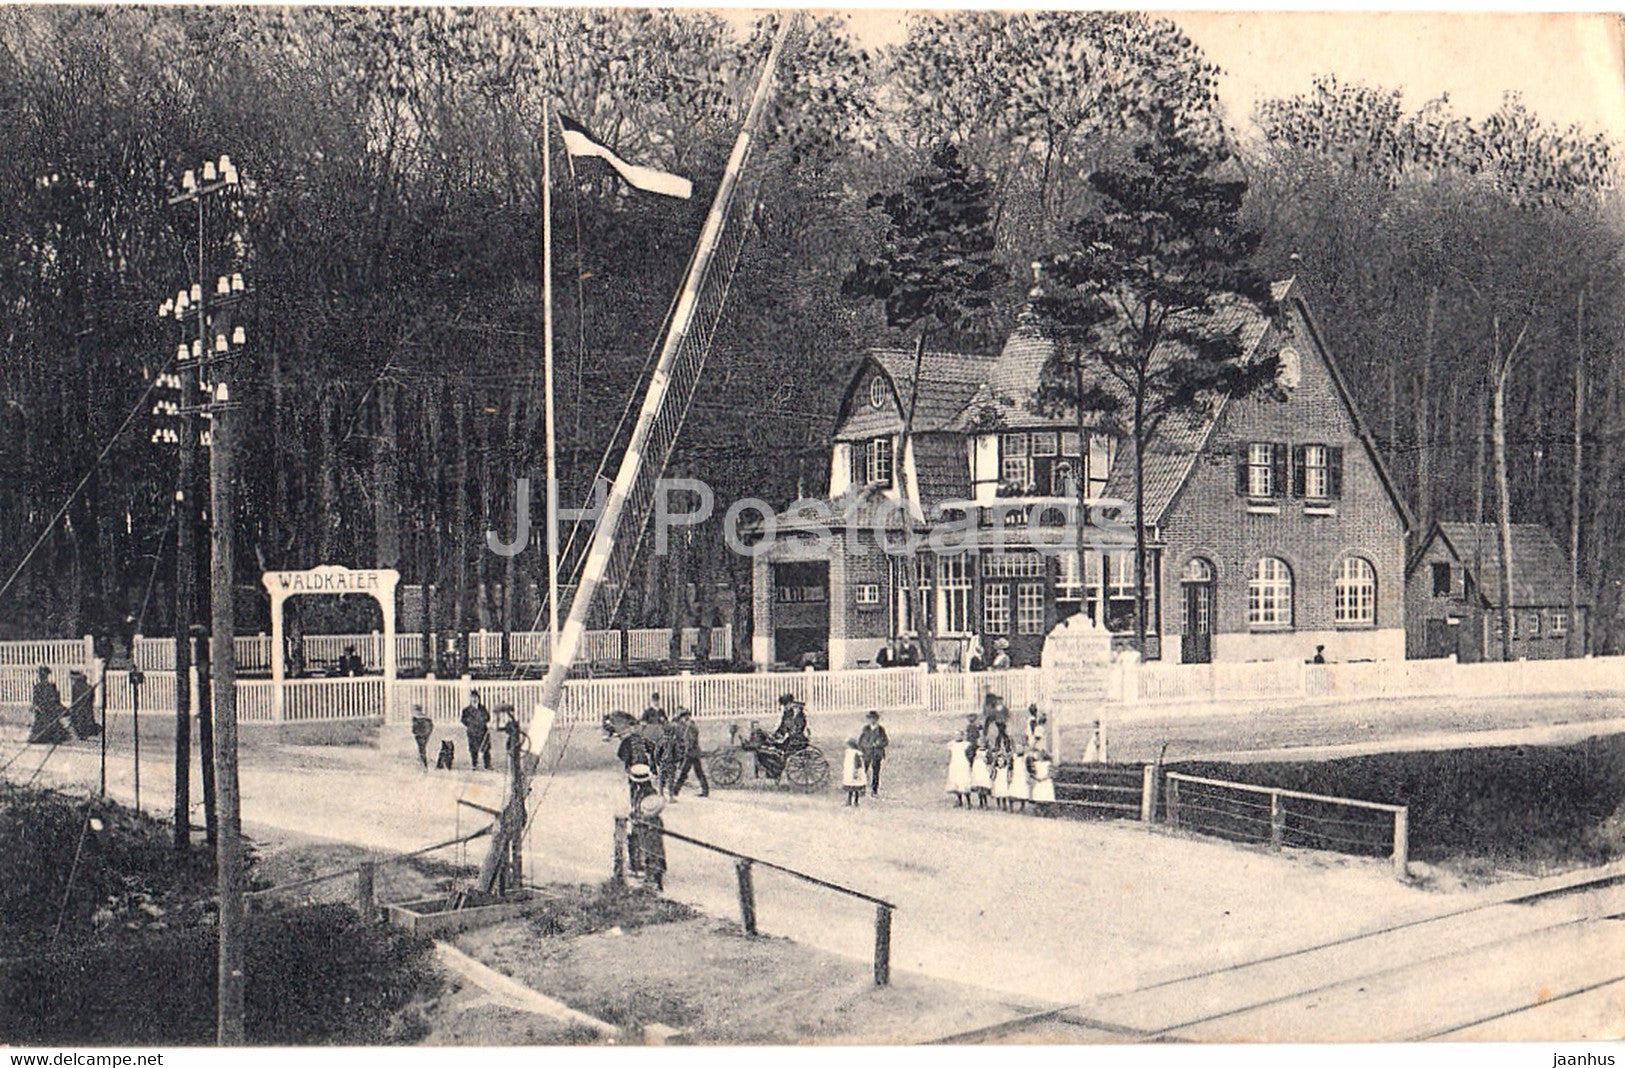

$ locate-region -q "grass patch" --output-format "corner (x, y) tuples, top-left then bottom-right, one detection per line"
(529, 881), (697, 939)
(1171, 733), (1625, 872)
(0, 784), (439, 1044)
(0, 783), (228, 954)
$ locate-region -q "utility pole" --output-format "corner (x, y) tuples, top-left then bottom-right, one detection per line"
(166, 153), (248, 1046)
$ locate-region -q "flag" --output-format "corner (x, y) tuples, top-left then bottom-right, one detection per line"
(558, 114), (692, 200)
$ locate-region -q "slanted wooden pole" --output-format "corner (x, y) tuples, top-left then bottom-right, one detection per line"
(734, 859), (758, 936)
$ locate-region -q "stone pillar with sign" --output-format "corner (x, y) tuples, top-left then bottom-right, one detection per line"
(1039, 613), (1113, 765)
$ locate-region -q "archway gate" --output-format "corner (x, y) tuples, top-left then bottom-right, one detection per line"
(262, 566), (398, 722)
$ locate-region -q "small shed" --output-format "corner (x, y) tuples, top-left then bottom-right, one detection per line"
(1405, 521), (1588, 661)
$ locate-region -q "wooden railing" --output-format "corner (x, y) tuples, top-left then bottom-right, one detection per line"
(1164, 771), (1408, 878)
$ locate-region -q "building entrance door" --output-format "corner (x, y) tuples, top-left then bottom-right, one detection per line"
(1180, 558), (1214, 665)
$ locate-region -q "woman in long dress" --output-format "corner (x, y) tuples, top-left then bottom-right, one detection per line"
(945, 733), (972, 807)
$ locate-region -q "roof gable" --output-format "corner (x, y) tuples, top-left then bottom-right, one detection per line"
(1427, 521), (1584, 606)
(833, 347), (995, 440)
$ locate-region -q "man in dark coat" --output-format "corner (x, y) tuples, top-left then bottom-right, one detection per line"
(29, 666), (68, 744)
(460, 690), (492, 770)
(857, 710), (889, 796)
(671, 709), (709, 798)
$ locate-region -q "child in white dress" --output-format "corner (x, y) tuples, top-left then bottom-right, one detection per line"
(1030, 750), (1056, 813)
(969, 745), (993, 809)
(841, 737), (866, 806)
(991, 750), (1011, 810)
(945, 732), (972, 807)
(1008, 747), (1031, 813)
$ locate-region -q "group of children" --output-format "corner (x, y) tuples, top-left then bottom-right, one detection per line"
(945, 702), (1056, 812)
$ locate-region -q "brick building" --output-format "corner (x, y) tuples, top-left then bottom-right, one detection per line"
(1405, 521), (1589, 661)
(749, 280), (1412, 669)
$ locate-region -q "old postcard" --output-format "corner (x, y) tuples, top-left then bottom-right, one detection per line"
(0, 5), (1622, 1054)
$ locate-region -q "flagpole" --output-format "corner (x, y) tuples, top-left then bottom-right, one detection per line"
(543, 100), (561, 653)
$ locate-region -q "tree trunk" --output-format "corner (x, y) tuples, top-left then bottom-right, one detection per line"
(1570, 290), (1585, 656)
(1588, 325), (1621, 653)
(1132, 384), (1150, 657)
(504, 390), (521, 637)
(453, 388), (469, 636)
(1414, 286), (1438, 530)
(373, 380), (400, 569)
(1493, 321), (1516, 664)
(319, 389), (340, 563)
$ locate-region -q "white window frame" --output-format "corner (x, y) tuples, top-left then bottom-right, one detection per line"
(936, 555), (972, 636)
(1017, 582), (1046, 635)
(984, 584), (1010, 635)
(1031, 431), (1059, 457)
(1000, 433), (1032, 488)
(1060, 431), (1082, 457)
(1248, 442), (1274, 498)
(855, 583), (880, 607)
(869, 375), (888, 410)
(1304, 444), (1331, 500)
(1056, 552), (1084, 602)
(1552, 612), (1569, 637)
(1248, 557), (1293, 628)
(983, 552), (1046, 579)
(866, 437), (893, 486)
(1333, 557), (1376, 626)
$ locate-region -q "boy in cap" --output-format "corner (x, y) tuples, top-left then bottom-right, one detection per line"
(410, 704), (434, 767)
(858, 710), (889, 796)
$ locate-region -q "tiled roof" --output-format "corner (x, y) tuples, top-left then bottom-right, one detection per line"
(1100, 282), (1292, 521)
(847, 348), (997, 436)
(910, 433), (971, 514)
(1432, 521), (1585, 607)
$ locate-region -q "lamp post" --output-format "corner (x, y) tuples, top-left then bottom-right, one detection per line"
(165, 152), (248, 1047)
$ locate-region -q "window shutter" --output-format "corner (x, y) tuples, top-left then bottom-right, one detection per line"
(1328, 446), (1344, 499)
(1235, 446), (1250, 496)
(1270, 443), (1289, 498)
(1290, 445), (1306, 499)
(852, 442), (865, 487)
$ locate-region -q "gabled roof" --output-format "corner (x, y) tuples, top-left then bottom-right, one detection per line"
(1421, 521), (1586, 607)
(1098, 281), (1293, 522)
(835, 348), (996, 438)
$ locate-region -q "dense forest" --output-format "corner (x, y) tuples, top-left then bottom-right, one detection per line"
(1, 8), (1621, 652)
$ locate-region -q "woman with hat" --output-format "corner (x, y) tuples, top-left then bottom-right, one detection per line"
(990, 636), (1012, 670)
(626, 760), (657, 810)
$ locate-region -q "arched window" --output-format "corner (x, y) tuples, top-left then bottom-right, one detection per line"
(1248, 557), (1293, 627)
(1181, 557), (1214, 584)
(869, 375), (888, 410)
(1334, 557), (1377, 625)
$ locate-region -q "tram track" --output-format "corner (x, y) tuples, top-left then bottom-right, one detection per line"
(933, 863), (1625, 1044)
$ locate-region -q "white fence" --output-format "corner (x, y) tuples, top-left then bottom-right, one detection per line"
(1128, 653), (1625, 707)
(120, 625), (733, 675)
(5, 651), (1622, 730)
(0, 637), (93, 669)
(394, 664), (1040, 729)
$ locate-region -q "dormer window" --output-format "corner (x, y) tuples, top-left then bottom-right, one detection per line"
(864, 437), (893, 486)
(869, 375), (888, 410)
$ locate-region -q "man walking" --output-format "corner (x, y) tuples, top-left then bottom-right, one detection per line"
(460, 690), (492, 770)
(410, 704), (434, 768)
(858, 710), (889, 797)
(672, 709), (709, 798)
